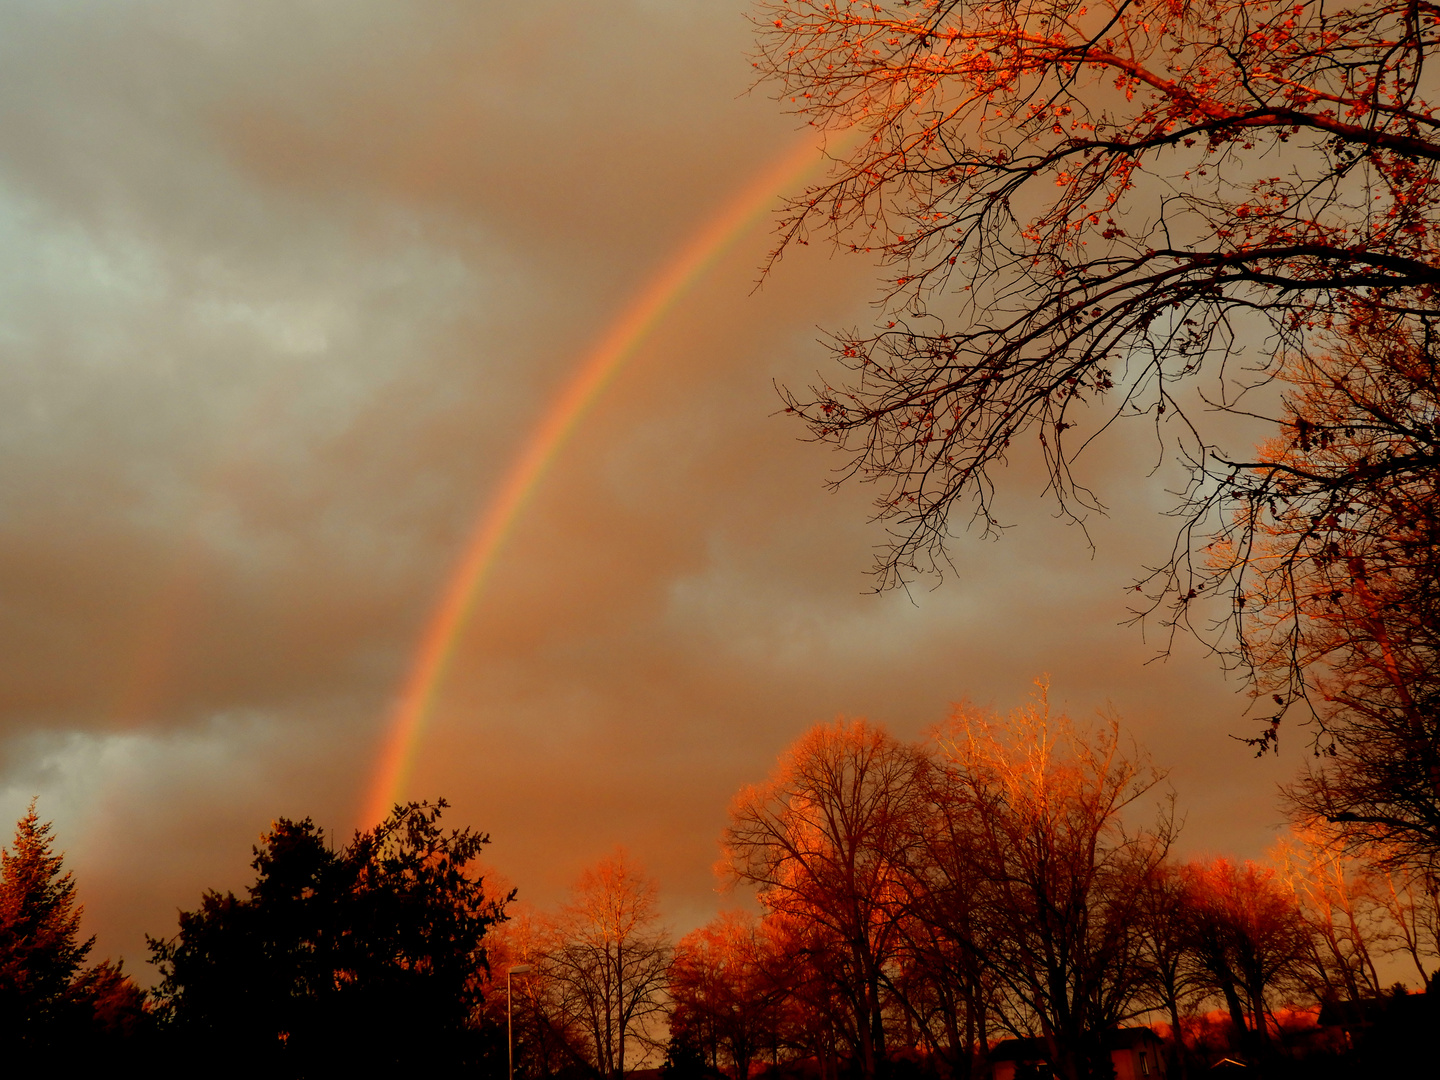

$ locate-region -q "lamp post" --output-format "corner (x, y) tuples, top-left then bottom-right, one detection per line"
(507, 963), (533, 1080)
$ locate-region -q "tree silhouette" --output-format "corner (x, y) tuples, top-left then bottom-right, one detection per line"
(669, 910), (789, 1080)
(931, 689), (1174, 1080)
(707, 683), (1440, 1075)
(148, 798), (509, 1076)
(1129, 862), (1206, 1078)
(0, 801), (94, 1052)
(896, 734), (1004, 1079)
(1369, 861), (1440, 984)
(755, 0), (1440, 580)
(752, 0), (1440, 774)
(1178, 858), (1310, 1053)
(1201, 308), (1440, 860)
(1272, 825), (1387, 1002)
(723, 719), (928, 1080)
(0, 801), (153, 1066)
(533, 848), (673, 1080)
(1, 806), (95, 1065)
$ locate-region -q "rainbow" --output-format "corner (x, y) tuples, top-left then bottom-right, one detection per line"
(359, 131), (842, 825)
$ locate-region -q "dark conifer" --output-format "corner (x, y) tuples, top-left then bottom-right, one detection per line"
(0, 799), (96, 1053)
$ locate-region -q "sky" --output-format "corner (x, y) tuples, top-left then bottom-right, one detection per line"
(0, 0), (1306, 976)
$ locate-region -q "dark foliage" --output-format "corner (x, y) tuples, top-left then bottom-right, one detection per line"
(148, 798), (510, 1076)
(662, 1028), (728, 1080)
(0, 801), (95, 1046)
(1, 801), (155, 1068)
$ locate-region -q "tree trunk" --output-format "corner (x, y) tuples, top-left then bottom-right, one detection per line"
(1218, 980), (1248, 1050)
(1165, 996), (1187, 1080)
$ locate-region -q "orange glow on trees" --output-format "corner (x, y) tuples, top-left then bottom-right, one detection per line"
(722, 694), (1176, 1080)
(535, 848), (673, 1080)
(1272, 825), (1387, 1002)
(668, 909), (788, 1080)
(723, 718), (928, 1080)
(1, 801), (94, 1043)
(754, 0), (1440, 588)
(1129, 861), (1209, 1073)
(1370, 860), (1440, 984)
(480, 903), (594, 1079)
(931, 689), (1175, 1080)
(1, 803), (148, 1067)
(1178, 858), (1310, 1051)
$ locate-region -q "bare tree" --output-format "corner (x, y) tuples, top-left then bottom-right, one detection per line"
(754, 909), (853, 1080)
(1370, 862), (1440, 986)
(1200, 310), (1440, 863)
(1130, 862), (1209, 1079)
(750, 0), (1440, 796)
(1272, 825), (1387, 1002)
(883, 902), (992, 1080)
(889, 746), (1000, 1079)
(481, 902), (588, 1080)
(752, 0), (1440, 584)
(930, 686), (1175, 1080)
(723, 718), (929, 1080)
(668, 910), (789, 1080)
(538, 849), (672, 1080)
(1178, 858), (1312, 1052)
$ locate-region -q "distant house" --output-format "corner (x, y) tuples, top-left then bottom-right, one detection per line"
(989, 1027), (1167, 1080)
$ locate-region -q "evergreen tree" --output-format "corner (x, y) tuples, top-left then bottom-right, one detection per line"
(0, 799), (96, 1050)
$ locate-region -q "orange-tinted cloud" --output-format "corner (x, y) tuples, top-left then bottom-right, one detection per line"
(0, 1), (1304, 975)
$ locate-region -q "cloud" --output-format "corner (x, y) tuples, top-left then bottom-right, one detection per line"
(0, 0), (1309, 974)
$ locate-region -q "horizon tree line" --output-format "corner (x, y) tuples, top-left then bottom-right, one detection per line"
(670, 695), (1440, 1080)
(4, 684), (1438, 1078)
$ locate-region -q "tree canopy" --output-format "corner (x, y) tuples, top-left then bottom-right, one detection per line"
(147, 798), (509, 1076)
(707, 701), (1436, 1078)
(1, 801), (150, 1067)
(753, 0), (1440, 866)
(0, 801), (94, 1035)
(757, 0), (1440, 583)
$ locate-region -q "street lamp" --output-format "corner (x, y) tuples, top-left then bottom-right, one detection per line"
(507, 963), (533, 1080)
